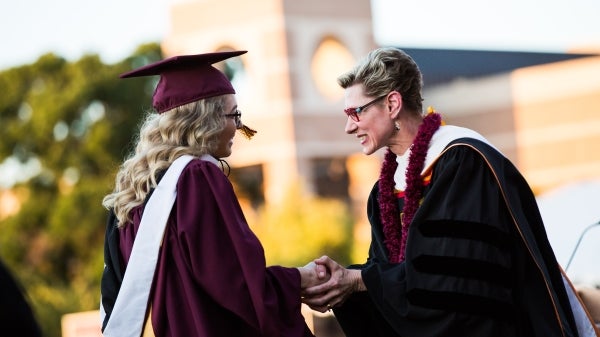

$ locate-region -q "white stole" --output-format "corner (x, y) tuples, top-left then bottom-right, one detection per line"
(102, 154), (200, 337)
(394, 125), (494, 191)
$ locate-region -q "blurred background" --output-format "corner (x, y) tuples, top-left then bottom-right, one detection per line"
(1, 0), (599, 336)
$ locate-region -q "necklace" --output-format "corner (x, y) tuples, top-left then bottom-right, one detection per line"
(378, 111), (442, 263)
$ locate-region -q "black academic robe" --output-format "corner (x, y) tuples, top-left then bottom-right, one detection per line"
(334, 137), (591, 337)
(101, 159), (314, 337)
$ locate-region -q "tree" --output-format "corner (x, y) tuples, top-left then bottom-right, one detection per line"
(0, 43), (163, 337)
(250, 182), (354, 267)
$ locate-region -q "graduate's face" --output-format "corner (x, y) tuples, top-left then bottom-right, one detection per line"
(343, 84), (395, 155)
(214, 94), (239, 158)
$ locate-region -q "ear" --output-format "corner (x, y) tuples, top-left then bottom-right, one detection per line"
(387, 91), (402, 119)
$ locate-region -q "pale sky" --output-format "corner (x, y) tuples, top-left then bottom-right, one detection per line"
(371, 0), (600, 52)
(1, 0), (600, 70)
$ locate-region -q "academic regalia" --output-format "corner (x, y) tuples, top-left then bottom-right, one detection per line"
(101, 159), (314, 337)
(333, 126), (596, 337)
(0, 258), (42, 337)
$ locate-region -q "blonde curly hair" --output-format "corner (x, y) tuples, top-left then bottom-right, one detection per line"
(102, 96), (227, 227)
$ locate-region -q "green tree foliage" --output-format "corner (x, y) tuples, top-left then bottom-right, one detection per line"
(0, 43), (163, 337)
(250, 182), (354, 267)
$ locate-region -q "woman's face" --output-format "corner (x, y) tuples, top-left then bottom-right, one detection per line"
(343, 84), (394, 155)
(214, 94), (239, 158)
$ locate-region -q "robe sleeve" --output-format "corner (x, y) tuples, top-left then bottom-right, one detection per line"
(100, 210), (121, 331)
(172, 160), (311, 337)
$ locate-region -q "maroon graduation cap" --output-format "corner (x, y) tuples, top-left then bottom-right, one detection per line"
(120, 50), (247, 113)
(120, 50), (257, 139)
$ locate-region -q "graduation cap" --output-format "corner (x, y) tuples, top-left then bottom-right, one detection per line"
(120, 50), (256, 139)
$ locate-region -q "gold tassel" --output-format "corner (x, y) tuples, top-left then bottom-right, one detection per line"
(239, 124), (257, 139)
(427, 106), (445, 125)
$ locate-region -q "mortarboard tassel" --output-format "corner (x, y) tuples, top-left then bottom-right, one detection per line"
(239, 124), (257, 139)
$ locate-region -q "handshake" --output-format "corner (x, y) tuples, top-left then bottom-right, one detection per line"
(297, 255), (365, 313)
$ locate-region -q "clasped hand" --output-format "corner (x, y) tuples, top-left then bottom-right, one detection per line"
(298, 255), (364, 313)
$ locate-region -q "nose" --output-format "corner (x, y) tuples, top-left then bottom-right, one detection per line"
(344, 116), (357, 134)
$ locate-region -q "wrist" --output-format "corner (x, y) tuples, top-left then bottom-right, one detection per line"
(298, 267), (310, 288)
(351, 269), (366, 292)
(297, 267), (305, 288)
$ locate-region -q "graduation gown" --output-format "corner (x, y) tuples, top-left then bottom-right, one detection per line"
(333, 132), (596, 337)
(101, 159), (314, 337)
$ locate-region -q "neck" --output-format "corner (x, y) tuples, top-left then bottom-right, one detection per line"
(388, 115), (422, 156)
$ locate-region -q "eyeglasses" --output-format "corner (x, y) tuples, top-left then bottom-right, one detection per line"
(224, 110), (242, 129)
(343, 94), (387, 122)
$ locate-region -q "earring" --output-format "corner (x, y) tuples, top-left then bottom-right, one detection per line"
(394, 121), (400, 131)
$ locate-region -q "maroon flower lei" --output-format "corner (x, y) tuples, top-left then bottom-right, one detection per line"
(377, 112), (442, 263)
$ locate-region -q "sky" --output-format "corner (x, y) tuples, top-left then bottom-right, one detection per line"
(371, 0), (600, 52)
(1, 0), (600, 70)
(1, 0), (600, 282)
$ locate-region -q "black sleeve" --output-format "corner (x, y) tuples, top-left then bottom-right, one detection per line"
(100, 210), (122, 331)
(0, 258), (42, 337)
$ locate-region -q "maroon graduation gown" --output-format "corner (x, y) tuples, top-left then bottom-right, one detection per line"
(101, 159), (314, 337)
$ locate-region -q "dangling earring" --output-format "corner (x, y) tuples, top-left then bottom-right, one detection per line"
(394, 121), (400, 131)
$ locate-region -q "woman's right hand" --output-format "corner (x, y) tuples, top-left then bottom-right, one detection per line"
(298, 261), (329, 289)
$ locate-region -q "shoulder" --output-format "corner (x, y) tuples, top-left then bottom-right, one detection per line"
(181, 157), (227, 177)
(434, 125), (498, 154)
(435, 136), (526, 191)
(445, 137), (507, 168)
(178, 157), (233, 192)
(422, 125), (500, 173)
(185, 157), (221, 170)
(424, 126), (497, 168)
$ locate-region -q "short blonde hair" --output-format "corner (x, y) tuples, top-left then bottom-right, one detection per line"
(337, 47), (424, 114)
